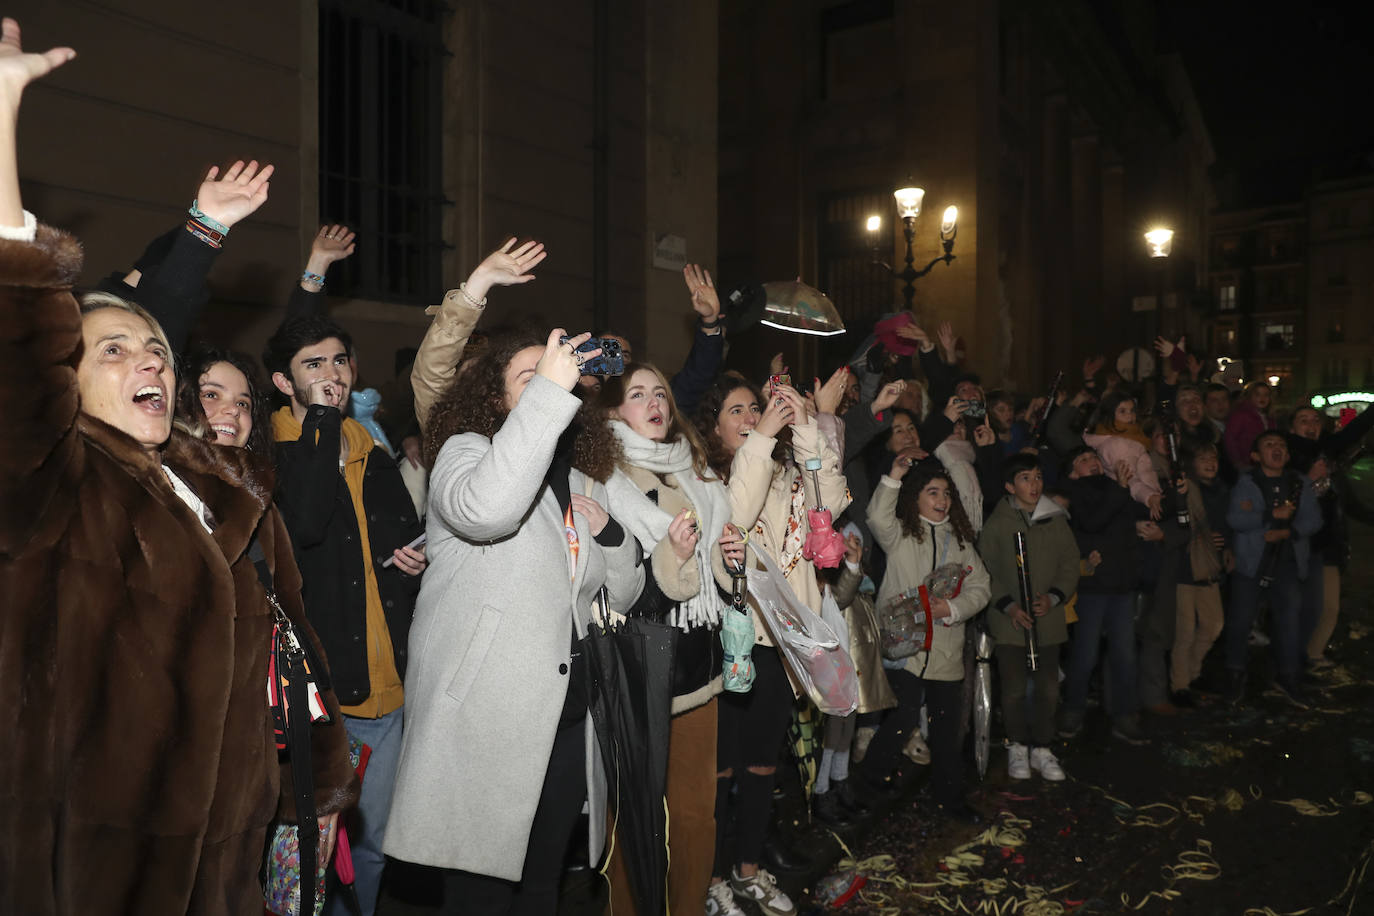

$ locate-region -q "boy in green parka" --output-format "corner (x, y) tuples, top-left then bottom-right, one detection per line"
(977, 454), (1080, 782)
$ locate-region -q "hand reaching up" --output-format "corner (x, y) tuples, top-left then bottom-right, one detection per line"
(0, 19), (75, 228)
(310, 224), (356, 268)
(465, 237), (546, 302)
(195, 160), (273, 230)
(813, 366), (848, 416)
(683, 264), (719, 321)
(0, 18), (74, 107)
(871, 379), (905, 414)
(937, 321), (958, 361)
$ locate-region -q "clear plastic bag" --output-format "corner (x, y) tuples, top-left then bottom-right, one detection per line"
(746, 545), (858, 716)
(879, 562), (971, 660)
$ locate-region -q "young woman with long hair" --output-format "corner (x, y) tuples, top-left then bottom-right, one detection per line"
(595, 362), (747, 914)
(690, 373), (849, 916)
(385, 329), (643, 916)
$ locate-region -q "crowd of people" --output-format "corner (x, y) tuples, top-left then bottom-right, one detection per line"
(2, 20), (1371, 916)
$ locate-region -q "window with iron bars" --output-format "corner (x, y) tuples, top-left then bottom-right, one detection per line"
(319, 0), (450, 304)
(817, 188), (897, 359)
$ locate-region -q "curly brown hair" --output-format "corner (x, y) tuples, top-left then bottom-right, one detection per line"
(691, 372), (794, 481)
(423, 330), (622, 482)
(896, 461), (976, 548)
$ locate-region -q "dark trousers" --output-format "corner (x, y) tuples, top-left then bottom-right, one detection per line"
(1064, 592), (1138, 719)
(994, 642), (1061, 747)
(714, 646), (794, 876)
(1226, 560), (1303, 683)
(864, 669), (965, 807)
(442, 719), (586, 916)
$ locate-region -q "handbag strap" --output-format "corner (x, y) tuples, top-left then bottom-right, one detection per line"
(254, 535), (319, 916)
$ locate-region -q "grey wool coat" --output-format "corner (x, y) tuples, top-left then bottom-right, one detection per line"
(383, 376), (645, 880)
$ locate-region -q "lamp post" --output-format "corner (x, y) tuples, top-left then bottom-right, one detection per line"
(1140, 227), (1173, 386)
(868, 182), (958, 310)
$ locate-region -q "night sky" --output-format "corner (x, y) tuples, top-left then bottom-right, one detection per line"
(1163, 1), (1374, 206)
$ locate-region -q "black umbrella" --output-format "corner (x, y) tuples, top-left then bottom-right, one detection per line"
(583, 588), (678, 916)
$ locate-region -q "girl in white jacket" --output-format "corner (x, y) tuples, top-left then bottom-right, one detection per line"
(865, 454), (990, 822)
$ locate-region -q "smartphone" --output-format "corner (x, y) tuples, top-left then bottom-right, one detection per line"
(382, 532), (427, 568)
(559, 335), (626, 377)
(768, 373), (791, 391)
(960, 399), (987, 419)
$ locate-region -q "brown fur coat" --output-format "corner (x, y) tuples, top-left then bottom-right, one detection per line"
(0, 225), (357, 915)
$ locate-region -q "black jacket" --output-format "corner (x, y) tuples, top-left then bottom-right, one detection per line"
(273, 405), (423, 706)
(1065, 474), (1147, 594)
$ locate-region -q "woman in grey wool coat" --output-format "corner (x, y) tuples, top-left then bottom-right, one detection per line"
(384, 329), (644, 915)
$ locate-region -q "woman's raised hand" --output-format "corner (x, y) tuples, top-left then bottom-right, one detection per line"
(666, 509), (700, 562)
(871, 379), (905, 414)
(466, 238), (546, 302)
(0, 19), (73, 106)
(536, 329), (598, 392)
(195, 160), (274, 230)
(813, 366), (848, 417)
(683, 263), (719, 321)
(310, 224), (356, 267)
(754, 386), (794, 439)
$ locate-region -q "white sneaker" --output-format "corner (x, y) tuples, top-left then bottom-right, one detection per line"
(706, 880), (746, 916)
(852, 725), (877, 763)
(1029, 746), (1066, 781)
(730, 867), (796, 916)
(1007, 742), (1031, 780)
(902, 729), (932, 765)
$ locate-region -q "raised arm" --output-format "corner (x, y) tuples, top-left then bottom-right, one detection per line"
(412, 238), (545, 432)
(0, 19), (81, 554)
(287, 224), (356, 319)
(670, 263), (726, 415)
(427, 331), (582, 540)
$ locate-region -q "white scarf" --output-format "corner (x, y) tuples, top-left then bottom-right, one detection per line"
(935, 439), (983, 533)
(604, 421), (732, 629)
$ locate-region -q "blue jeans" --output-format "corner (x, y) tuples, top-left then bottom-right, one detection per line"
(1064, 593), (1137, 719)
(1225, 562), (1302, 683)
(326, 707), (404, 916)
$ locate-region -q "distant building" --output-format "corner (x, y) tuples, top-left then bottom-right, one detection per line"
(1204, 173), (1374, 400)
(717, 0), (1216, 389)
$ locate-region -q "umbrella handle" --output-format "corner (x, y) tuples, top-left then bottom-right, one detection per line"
(596, 585), (611, 629)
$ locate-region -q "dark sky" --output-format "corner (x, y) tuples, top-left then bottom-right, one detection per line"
(1162, 1), (1374, 206)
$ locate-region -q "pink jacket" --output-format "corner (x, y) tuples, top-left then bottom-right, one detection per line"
(1083, 432), (1162, 507)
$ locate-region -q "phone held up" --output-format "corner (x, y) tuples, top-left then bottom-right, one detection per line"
(560, 335), (626, 377)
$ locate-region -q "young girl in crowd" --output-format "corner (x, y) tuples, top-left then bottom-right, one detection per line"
(863, 457), (989, 821)
(692, 374), (849, 916)
(596, 363), (746, 915)
(1083, 389), (1163, 517)
(385, 330), (644, 916)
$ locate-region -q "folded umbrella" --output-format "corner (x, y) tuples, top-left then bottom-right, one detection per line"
(583, 588), (677, 916)
(973, 621), (994, 780)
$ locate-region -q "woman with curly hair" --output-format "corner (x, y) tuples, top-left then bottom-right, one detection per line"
(863, 457), (989, 822)
(384, 329), (643, 916)
(174, 346), (275, 455)
(691, 373), (849, 916)
(595, 363), (747, 915)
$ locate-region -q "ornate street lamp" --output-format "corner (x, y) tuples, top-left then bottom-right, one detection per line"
(869, 182), (958, 310)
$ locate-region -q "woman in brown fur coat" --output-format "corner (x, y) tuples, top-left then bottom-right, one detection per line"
(0, 22), (355, 914)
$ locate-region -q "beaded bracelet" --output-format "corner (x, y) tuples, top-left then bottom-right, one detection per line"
(301, 271), (326, 288)
(188, 201), (229, 236)
(458, 282), (487, 308)
(185, 220), (222, 249)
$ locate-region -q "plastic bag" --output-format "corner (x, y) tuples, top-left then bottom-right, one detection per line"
(746, 544), (858, 715)
(879, 562), (971, 660)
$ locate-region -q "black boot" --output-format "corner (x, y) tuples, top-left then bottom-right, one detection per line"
(833, 778), (871, 817)
(812, 790), (852, 827)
